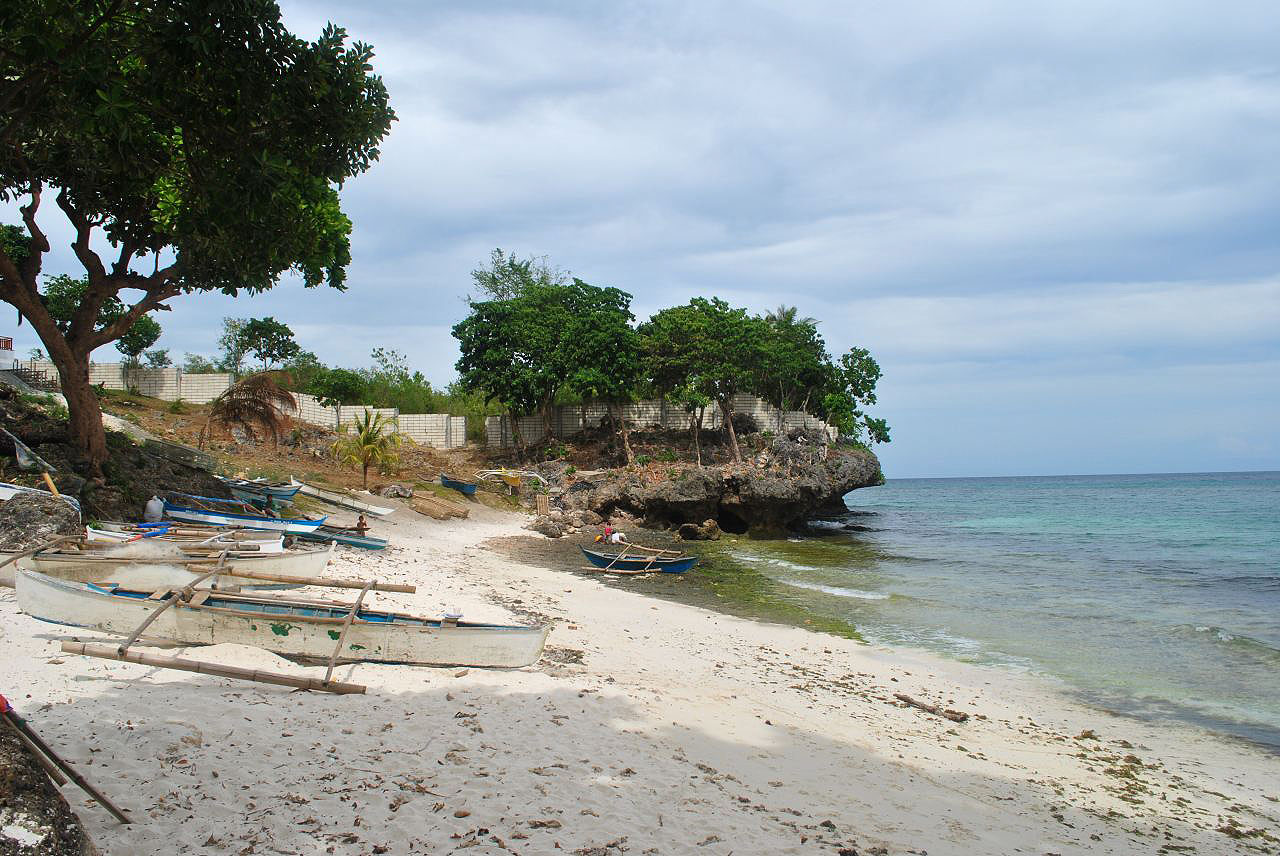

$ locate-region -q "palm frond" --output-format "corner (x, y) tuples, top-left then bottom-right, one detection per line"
(199, 372), (298, 448)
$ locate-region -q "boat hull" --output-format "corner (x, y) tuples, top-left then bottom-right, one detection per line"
(163, 501), (326, 534)
(288, 479), (394, 516)
(17, 570), (550, 668)
(28, 543), (334, 582)
(580, 546), (698, 573)
(296, 529), (388, 550)
(440, 475), (477, 496)
(85, 526), (285, 553)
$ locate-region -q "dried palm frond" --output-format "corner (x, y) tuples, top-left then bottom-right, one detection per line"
(199, 372), (298, 448)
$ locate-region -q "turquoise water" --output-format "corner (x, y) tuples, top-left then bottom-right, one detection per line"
(728, 471), (1280, 748)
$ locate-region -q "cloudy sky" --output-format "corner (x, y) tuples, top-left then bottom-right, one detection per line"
(8, 0), (1280, 477)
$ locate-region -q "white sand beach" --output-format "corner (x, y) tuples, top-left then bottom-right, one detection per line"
(1, 504), (1276, 855)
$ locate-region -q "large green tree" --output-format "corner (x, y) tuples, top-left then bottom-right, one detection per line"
(758, 308), (831, 428)
(561, 280), (641, 464)
(639, 297), (767, 464)
(0, 0), (394, 476)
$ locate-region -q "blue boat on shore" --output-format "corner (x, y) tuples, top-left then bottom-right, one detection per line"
(580, 546), (698, 574)
(296, 524), (389, 550)
(440, 473), (477, 496)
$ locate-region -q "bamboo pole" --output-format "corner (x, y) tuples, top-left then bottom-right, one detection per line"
(117, 553), (229, 653)
(61, 642), (366, 695)
(324, 580), (373, 685)
(1, 716), (68, 785)
(0, 694), (131, 823)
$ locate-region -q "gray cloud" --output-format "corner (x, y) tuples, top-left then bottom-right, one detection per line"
(5, 0), (1279, 475)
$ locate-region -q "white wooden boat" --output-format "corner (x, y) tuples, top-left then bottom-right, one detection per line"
(17, 569), (550, 668)
(26, 542), (334, 581)
(85, 525), (284, 553)
(288, 478), (394, 516)
(0, 481), (81, 513)
(163, 494), (326, 534)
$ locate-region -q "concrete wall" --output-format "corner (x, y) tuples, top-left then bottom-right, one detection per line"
(484, 393), (837, 449)
(14, 359), (467, 449)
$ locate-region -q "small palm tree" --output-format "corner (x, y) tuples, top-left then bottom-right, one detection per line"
(199, 372), (298, 448)
(331, 409), (404, 489)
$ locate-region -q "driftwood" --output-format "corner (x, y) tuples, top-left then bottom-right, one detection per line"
(893, 693), (969, 723)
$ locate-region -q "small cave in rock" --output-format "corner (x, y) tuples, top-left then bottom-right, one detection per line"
(716, 508), (750, 535)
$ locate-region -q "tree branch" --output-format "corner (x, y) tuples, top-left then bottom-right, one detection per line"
(55, 188), (114, 345)
(18, 182), (50, 286)
(86, 269), (180, 351)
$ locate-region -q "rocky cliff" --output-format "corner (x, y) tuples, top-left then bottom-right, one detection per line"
(548, 430), (883, 535)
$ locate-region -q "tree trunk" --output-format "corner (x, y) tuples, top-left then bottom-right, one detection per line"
(692, 406), (704, 467)
(52, 351), (108, 478)
(361, 461), (369, 489)
(616, 401), (634, 465)
(509, 409), (526, 462)
(718, 397), (742, 463)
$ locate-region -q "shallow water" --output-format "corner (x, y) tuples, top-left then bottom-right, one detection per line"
(703, 471), (1280, 749)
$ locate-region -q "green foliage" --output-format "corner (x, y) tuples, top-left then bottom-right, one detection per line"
(634, 454), (653, 467)
(216, 318), (249, 377)
(116, 314), (162, 361)
(167, 398), (186, 414)
(240, 317), (301, 371)
(657, 447), (678, 463)
(0, 224), (27, 268)
(331, 409), (403, 488)
(360, 347), (445, 412)
(0, 1), (394, 473)
(758, 308), (830, 418)
(469, 248), (569, 303)
(182, 353), (219, 374)
(822, 347), (890, 444)
(144, 348), (171, 369)
(307, 367), (367, 409)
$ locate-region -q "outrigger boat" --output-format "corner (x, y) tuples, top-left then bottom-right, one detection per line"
(17, 568), (550, 668)
(580, 545), (698, 574)
(439, 473), (477, 496)
(86, 523), (285, 553)
(215, 476), (302, 505)
(24, 542), (335, 584)
(163, 493), (326, 534)
(287, 478), (394, 517)
(296, 524), (388, 551)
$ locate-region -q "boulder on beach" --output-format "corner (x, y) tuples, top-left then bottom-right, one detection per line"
(527, 515), (564, 538)
(677, 519), (722, 541)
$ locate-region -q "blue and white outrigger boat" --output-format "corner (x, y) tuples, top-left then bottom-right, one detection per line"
(163, 493), (326, 534)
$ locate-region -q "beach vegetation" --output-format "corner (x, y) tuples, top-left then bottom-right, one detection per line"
(330, 409), (404, 489)
(0, 0), (395, 477)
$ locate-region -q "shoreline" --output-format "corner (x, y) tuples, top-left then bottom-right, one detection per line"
(1, 504), (1276, 854)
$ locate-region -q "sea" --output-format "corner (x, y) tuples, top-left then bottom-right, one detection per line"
(629, 471), (1280, 750)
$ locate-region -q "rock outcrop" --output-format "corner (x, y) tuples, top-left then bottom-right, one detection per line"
(0, 493), (82, 552)
(556, 432), (883, 534)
